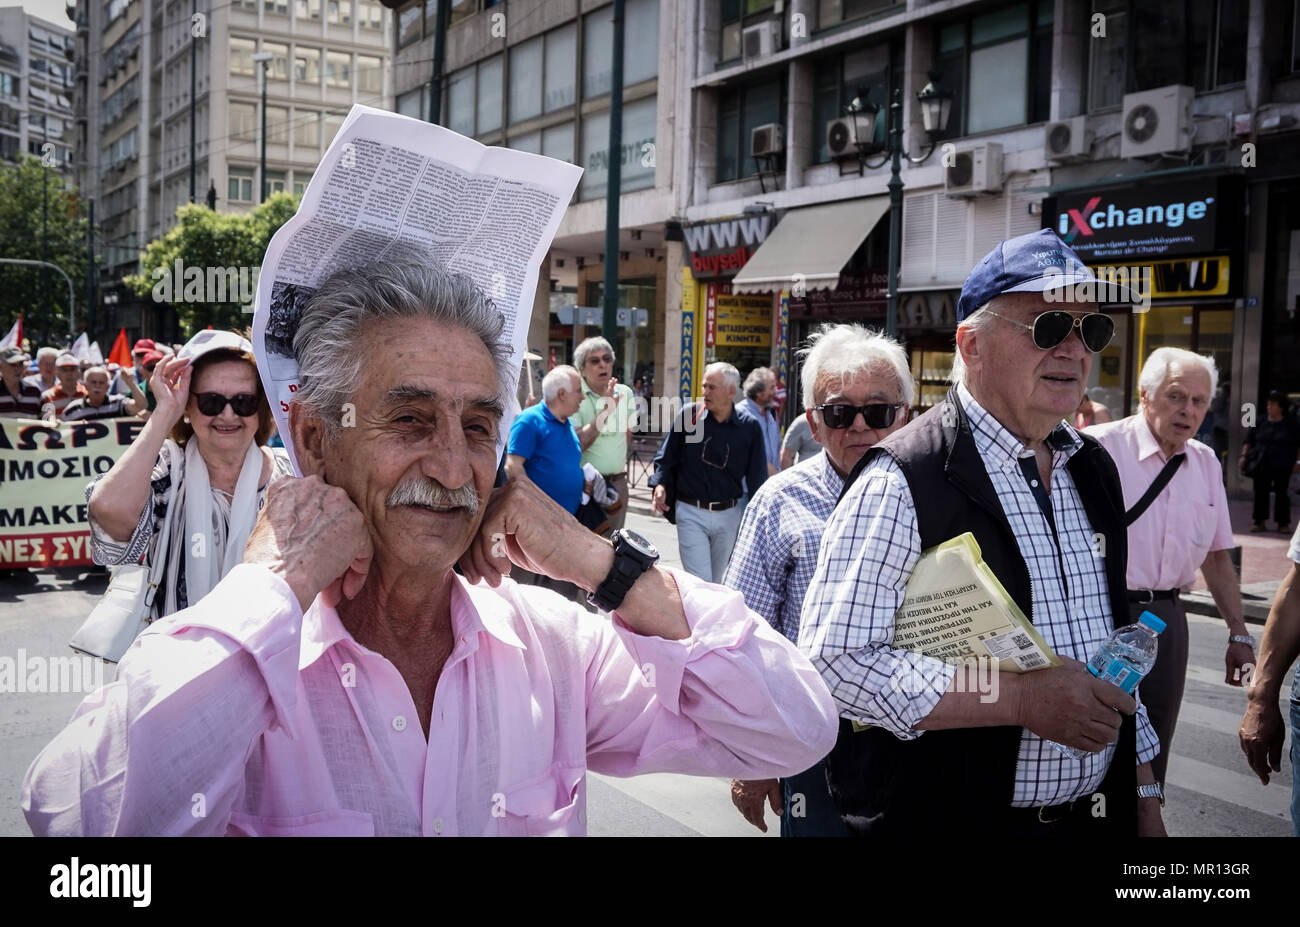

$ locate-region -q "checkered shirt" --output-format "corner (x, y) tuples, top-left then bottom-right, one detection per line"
(800, 382), (1159, 807)
(723, 451), (842, 643)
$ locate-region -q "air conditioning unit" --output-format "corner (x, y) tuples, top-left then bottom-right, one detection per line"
(1120, 84), (1194, 159)
(826, 114), (875, 159)
(750, 122), (784, 159)
(945, 142), (1003, 196)
(741, 20), (782, 61)
(1044, 115), (1092, 161)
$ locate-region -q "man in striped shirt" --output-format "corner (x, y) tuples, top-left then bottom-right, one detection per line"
(38, 353), (87, 420)
(57, 366), (145, 422)
(801, 229), (1167, 836)
(725, 324), (911, 836)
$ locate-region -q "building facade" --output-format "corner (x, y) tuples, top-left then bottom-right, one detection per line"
(0, 6), (75, 174)
(74, 0), (392, 342)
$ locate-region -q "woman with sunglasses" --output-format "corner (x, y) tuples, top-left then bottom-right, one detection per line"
(85, 330), (293, 621)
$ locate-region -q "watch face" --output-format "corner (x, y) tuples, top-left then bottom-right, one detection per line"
(619, 529), (658, 560)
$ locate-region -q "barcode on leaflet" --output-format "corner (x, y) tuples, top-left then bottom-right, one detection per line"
(1019, 653), (1047, 669)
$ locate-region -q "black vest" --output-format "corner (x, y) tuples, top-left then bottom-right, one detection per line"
(824, 387), (1138, 835)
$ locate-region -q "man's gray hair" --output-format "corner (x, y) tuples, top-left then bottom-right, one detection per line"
(293, 256), (512, 433)
(1138, 346), (1218, 399)
(574, 336), (614, 372)
(83, 365), (108, 379)
(542, 364), (580, 402)
(743, 366), (775, 399)
(36, 346), (60, 361)
(798, 324), (913, 409)
(949, 302), (1001, 386)
(704, 361), (741, 395)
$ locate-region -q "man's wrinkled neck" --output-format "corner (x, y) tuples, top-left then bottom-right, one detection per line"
(966, 377), (1054, 449)
(337, 558), (456, 649)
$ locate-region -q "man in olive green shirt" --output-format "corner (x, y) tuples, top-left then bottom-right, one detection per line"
(572, 336), (637, 533)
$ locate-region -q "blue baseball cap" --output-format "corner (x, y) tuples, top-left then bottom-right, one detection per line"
(956, 228), (1136, 322)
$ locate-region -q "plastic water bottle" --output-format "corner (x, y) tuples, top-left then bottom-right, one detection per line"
(1047, 610), (1166, 760)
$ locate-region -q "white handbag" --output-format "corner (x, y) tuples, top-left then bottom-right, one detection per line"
(69, 475), (178, 664)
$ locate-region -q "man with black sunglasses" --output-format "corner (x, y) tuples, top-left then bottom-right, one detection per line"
(802, 228), (1167, 837)
(650, 362), (768, 582)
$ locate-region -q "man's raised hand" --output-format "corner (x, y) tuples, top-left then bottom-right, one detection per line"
(243, 476), (372, 611)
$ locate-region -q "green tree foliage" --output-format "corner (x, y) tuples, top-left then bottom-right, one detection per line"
(0, 156), (89, 347)
(124, 192), (299, 334)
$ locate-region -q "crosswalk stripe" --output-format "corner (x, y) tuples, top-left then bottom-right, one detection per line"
(590, 772), (775, 837)
(1165, 754), (1293, 819)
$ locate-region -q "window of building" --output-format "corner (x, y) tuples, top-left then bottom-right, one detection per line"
(720, 0), (775, 64)
(293, 171), (313, 195)
(328, 0), (350, 24)
(267, 105), (289, 142)
(295, 109), (320, 146)
(811, 41), (898, 163)
(264, 42), (290, 80)
(398, 2), (423, 48)
(296, 46), (321, 84)
(268, 0), (288, 15)
(1089, 0), (1247, 110)
(230, 37), (256, 75)
(326, 52), (352, 88)
(583, 0), (659, 99)
(543, 121), (575, 162)
(510, 36), (543, 124)
(230, 101), (256, 140)
(448, 67), (474, 135)
(324, 112), (346, 144)
(544, 23), (577, 112)
(716, 77), (783, 181)
(449, 0), (476, 26)
(935, 1), (1052, 138)
(266, 170), (287, 195)
(817, 0), (902, 30)
(296, 0), (321, 19)
(358, 0), (383, 29)
(580, 95), (656, 199)
(357, 55), (382, 93)
(397, 86), (424, 120)
(509, 130), (542, 154)
(477, 55), (503, 133)
(228, 167), (253, 201)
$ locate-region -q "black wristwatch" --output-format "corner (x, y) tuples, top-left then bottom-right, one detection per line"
(588, 529), (660, 612)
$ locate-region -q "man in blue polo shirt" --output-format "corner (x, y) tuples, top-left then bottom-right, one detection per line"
(505, 364), (585, 597)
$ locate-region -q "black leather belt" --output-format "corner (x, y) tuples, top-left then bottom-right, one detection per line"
(1127, 588), (1180, 604)
(677, 496), (738, 512)
(1006, 797), (1088, 828)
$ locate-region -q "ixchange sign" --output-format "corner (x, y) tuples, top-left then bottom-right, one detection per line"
(0, 416), (140, 567)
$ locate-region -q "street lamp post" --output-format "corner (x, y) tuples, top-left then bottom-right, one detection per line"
(252, 51), (272, 203)
(854, 74), (953, 337)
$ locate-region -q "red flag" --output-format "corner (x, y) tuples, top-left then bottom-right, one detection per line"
(107, 328), (132, 368)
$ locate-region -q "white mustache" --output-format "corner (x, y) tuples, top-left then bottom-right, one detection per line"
(386, 477), (480, 514)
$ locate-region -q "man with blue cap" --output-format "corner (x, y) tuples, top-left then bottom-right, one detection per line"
(801, 229), (1168, 837)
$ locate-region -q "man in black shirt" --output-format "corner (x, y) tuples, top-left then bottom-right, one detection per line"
(650, 362), (768, 582)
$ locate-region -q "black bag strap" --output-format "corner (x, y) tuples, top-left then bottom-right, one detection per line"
(1125, 452), (1185, 526)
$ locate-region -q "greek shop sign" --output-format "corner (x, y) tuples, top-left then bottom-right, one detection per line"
(1051, 180), (1218, 260)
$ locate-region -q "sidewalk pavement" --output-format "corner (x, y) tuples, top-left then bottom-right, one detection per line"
(627, 454), (1293, 626)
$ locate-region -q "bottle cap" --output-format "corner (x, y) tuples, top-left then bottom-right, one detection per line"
(1138, 611), (1167, 634)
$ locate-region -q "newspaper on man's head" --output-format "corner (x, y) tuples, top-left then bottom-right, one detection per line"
(251, 104), (583, 475)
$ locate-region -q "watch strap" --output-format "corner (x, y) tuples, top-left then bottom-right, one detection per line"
(1136, 782), (1164, 805)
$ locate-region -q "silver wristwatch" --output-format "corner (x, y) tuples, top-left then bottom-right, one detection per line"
(1136, 782), (1164, 805)
(1229, 634), (1256, 649)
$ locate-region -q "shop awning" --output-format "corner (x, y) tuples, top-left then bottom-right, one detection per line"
(730, 196), (891, 295)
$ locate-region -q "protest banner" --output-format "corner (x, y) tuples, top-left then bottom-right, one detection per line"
(0, 416), (142, 567)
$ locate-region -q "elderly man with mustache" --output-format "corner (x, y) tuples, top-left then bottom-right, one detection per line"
(22, 258), (839, 837)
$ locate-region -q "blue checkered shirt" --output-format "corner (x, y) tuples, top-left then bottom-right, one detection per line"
(800, 383), (1159, 807)
(723, 451), (840, 643)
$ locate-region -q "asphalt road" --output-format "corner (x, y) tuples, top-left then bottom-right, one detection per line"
(0, 511), (1293, 837)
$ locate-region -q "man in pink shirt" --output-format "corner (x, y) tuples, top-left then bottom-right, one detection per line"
(22, 257), (839, 837)
(1087, 347), (1253, 788)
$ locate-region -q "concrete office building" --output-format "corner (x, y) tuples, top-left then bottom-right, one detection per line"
(0, 6), (75, 173)
(73, 0), (392, 340)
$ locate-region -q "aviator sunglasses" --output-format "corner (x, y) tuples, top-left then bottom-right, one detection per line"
(814, 402), (905, 430)
(982, 309), (1115, 353)
(192, 391), (260, 417)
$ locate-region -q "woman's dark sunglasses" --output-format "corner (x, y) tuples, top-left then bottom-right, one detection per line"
(193, 391), (259, 417)
(984, 309), (1115, 353)
(815, 402), (904, 430)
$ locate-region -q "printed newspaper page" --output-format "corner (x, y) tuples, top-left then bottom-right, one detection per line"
(251, 104), (583, 474)
(893, 532), (1061, 673)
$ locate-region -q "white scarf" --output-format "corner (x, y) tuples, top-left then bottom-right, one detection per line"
(182, 438), (263, 606)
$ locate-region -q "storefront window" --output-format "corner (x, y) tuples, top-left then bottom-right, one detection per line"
(585, 278), (658, 388)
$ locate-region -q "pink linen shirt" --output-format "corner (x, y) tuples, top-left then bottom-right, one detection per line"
(23, 563), (838, 836)
(1086, 413), (1234, 591)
